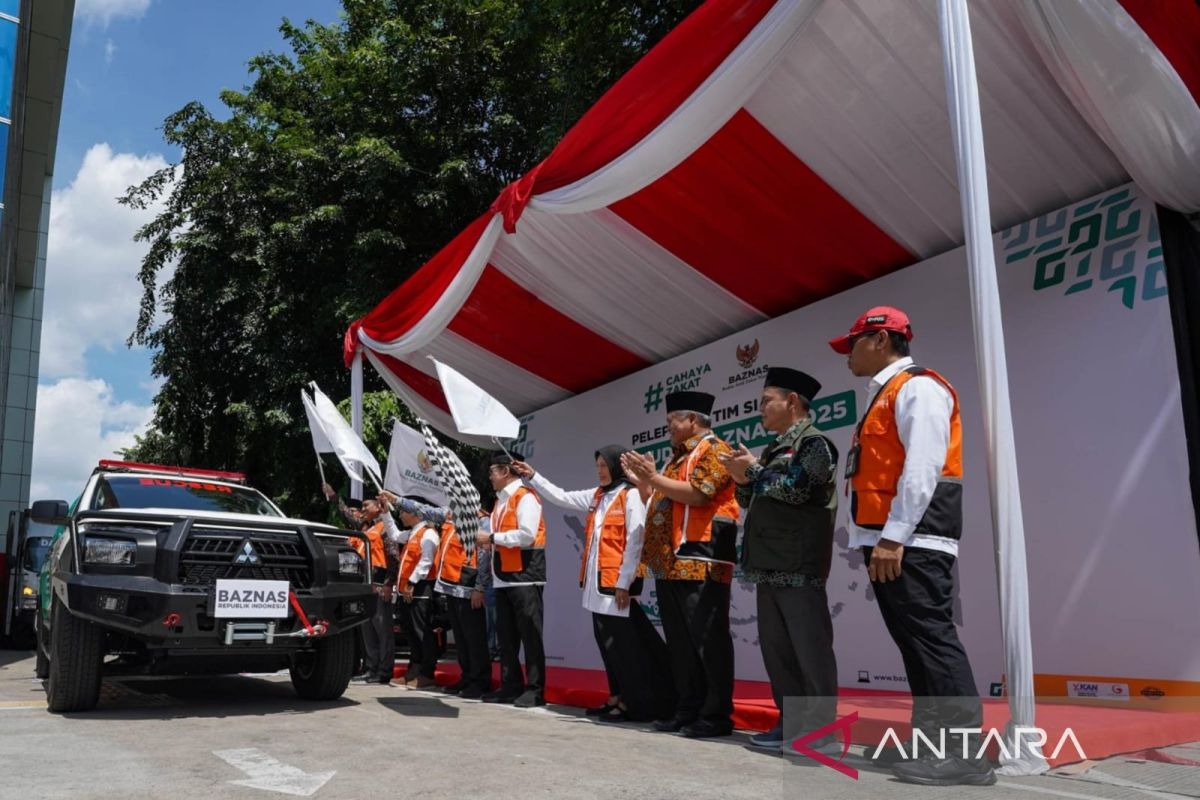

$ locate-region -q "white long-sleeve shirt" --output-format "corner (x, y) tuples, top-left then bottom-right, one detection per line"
(847, 356), (959, 557)
(529, 472), (646, 617)
(405, 523), (441, 585)
(489, 478), (544, 587)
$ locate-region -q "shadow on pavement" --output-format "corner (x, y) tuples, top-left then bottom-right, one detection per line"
(0, 647), (35, 669)
(59, 675), (358, 720)
(377, 695), (461, 719)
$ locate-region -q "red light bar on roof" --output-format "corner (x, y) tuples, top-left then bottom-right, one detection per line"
(96, 460), (247, 484)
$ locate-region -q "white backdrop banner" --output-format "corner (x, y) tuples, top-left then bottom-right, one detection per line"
(515, 182), (1200, 694)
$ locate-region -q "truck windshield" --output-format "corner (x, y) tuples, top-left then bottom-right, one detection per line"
(92, 476), (282, 517)
(22, 524), (55, 571)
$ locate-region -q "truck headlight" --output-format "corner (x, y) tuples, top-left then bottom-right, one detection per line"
(338, 550), (363, 575)
(83, 537), (136, 565)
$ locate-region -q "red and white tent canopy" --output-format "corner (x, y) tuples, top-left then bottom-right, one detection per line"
(344, 0), (1200, 438)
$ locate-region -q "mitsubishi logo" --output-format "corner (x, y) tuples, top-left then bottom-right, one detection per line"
(234, 540), (261, 565)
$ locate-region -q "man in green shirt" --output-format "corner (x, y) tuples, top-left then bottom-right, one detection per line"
(721, 367), (839, 753)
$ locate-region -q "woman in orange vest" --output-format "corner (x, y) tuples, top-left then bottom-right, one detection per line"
(513, 446), (676, 723)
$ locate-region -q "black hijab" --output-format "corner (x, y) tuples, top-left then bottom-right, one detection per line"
(594, 444), (629, 492)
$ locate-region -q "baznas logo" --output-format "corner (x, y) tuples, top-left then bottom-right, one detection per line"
(735, 339), (760, 369)
(234, 540), (261, 565)
(416, 450), (434, 473)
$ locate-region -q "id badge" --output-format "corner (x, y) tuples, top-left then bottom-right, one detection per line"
(845, 444), (860, 479)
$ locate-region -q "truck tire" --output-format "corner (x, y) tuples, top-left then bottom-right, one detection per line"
(289, 631), (355, 701)
(34, 610), (49, 680)
(46, 599), (105, 712)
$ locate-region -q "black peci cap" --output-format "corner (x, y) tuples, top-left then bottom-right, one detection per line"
(664, 390), (715, 415)
(764, 367), (822, 403)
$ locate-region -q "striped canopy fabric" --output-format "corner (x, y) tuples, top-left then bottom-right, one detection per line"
(344, 0), (1200, 440)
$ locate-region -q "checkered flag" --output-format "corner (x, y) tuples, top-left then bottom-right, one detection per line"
(415, 416), (481, 560)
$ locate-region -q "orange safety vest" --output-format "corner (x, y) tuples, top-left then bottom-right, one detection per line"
(434, 522), (477, 586)
(670, 434), (741, 565)
(352, 521), (388, 575)
(491, 486), (547, 584)
(580, 487), (646, 596)
(397, 523), (441, 587)
(849, 366), (964, 539)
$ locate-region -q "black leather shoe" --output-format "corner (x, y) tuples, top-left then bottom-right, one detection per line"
(586, 701), (618, 718)
(865, 744), (910, 766)
(442, 682), (466, 696)
(481, 689), (520, 704)
(457, 686), (486, 700)
(595, 706), (628, 724)
(652, 717), (692, 732)
(513, 691), (546, 708)
(680, 720), (734, 738)
(891, 757), (997, 786)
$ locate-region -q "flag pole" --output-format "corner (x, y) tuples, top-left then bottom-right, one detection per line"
(315, 454), (327, 485)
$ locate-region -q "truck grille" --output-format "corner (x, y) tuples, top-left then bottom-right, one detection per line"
(178, 531), (313, 589)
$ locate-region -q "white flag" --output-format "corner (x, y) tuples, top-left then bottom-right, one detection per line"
(384, 420), (451, 507)
(303, 383), (383, 487)
(301, 391), (334, 454)
(431, 357), (520, 440)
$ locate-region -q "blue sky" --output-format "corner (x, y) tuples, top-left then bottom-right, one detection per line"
(31, 0), (342, 499)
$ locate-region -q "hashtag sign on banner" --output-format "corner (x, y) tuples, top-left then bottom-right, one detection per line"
(415, 417), (481, 561)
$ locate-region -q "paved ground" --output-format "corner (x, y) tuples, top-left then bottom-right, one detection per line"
(1, 648), (1197, 800)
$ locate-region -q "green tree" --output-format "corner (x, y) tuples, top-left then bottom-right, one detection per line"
(120, 0), (701, 520)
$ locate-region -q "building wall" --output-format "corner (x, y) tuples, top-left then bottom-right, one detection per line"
(0, 0), (72, 539)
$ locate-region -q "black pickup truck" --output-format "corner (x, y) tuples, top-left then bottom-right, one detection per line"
(33, 460), (376, 712)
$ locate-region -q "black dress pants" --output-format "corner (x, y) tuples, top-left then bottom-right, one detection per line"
(863, 545), (983, 739)
(446, 593), (491, 691)
(362, 588), (395, 681)
(656, 578), (734, 725)
(495, 585), (545, 695)
(591, 602), (677, 721)
(397, 582), (440, 679)
(756, 582), (838, 737)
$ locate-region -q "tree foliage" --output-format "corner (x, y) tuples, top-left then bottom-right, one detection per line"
(120, 0), (700, 519)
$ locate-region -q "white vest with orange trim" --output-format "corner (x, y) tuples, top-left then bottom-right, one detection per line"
(670, 433), (740, 565)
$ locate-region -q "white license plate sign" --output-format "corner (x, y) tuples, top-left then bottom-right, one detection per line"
(213, 579), (289, 618)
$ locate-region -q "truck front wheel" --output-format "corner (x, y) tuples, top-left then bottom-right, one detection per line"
(46, 599), (105, 713)
(289, 630), (355, 701)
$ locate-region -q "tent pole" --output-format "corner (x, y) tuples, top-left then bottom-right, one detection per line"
(350, 349), (365, 501)
(936, 0), (1047, 775)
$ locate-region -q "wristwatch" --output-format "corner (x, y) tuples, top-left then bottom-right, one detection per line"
(489, 533), (496, 545)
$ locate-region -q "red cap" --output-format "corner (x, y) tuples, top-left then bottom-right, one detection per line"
(828, 306), (913, 355)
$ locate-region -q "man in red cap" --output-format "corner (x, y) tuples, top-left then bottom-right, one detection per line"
(830, 307), (995, 787)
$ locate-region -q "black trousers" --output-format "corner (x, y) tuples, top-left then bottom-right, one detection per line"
(397, 583), (440, 679)
(591, 603), (677, 721)
(863, 546), (983, 737)
(656, 578), (734, 725)
(756, 582), (838, 737)
(446, 594), (491, 691)
(362, 590), (395, 680)
(495, 585), (545, 695)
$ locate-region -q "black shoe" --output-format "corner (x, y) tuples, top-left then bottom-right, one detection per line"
(680, 719), (734, 739)
(442, 682), (466, 696)
(891, 757), (997, 786)
(652, 717), (694, 733)
(595, 706), (627, 724)
(481, 689), (520, 704)
(865, 744), (910, 766)
(513, 691), (545, 709)
(353, 674), (376, 684)
(457, 686), (486, 700)
(586, 701), (619, 718)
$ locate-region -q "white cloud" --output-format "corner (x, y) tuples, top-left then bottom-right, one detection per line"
(104, 38), (117, 64)
(29, 378), (153, 502)
(75, 0), (152, 28)
(42, 143), (172, 379)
